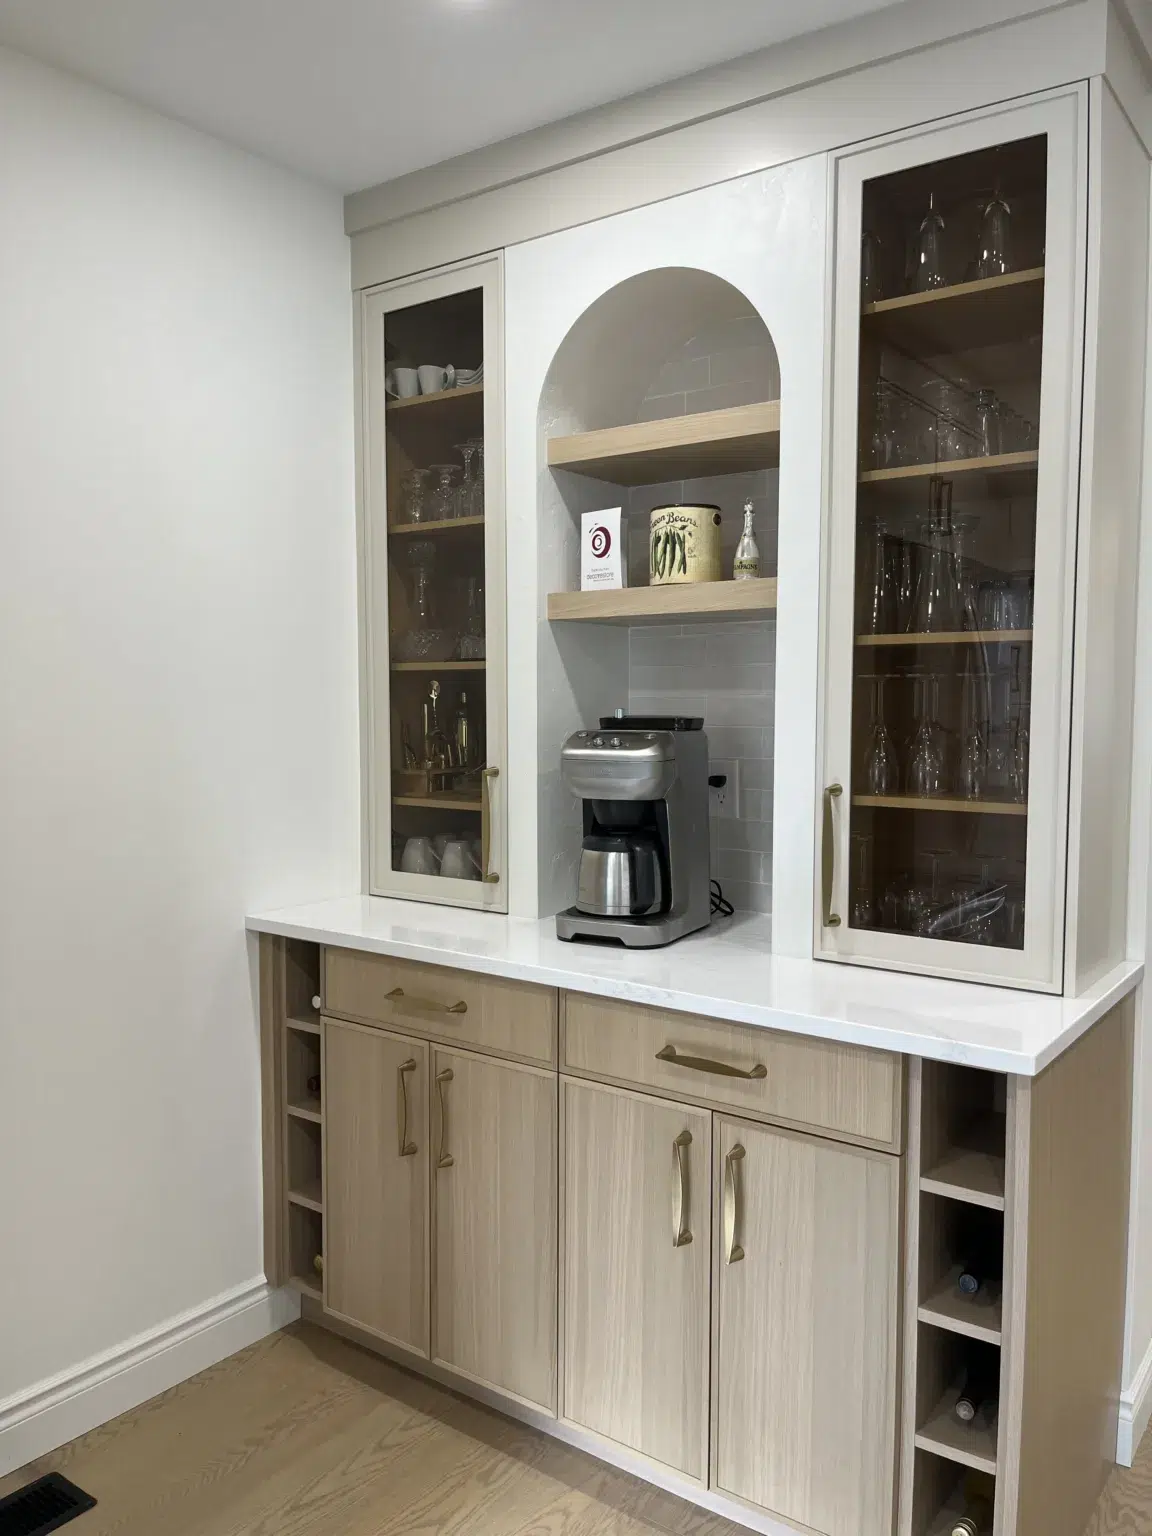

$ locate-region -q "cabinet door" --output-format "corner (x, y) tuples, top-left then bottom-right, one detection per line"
(360, 254), (507, 909)
(562, 1080), (711, 1481)
(818, 90), (1084, 988)
(714, 1116), (899, 1536)
(431, 1047), (556, 1410)
(324, 1019), (428, 1354)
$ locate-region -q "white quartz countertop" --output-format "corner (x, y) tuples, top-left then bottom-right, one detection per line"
(245, 895), (1143, 1076)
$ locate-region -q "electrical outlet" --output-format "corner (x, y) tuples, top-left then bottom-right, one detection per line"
(709, 759), (739, 820)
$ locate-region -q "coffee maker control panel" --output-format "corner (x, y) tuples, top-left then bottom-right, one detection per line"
(561, 730), (679, 802)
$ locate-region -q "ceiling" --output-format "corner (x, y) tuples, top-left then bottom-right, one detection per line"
(0, 0), (898, 193)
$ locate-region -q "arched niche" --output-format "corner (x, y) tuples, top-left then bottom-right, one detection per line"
(535, 267), (781, 919)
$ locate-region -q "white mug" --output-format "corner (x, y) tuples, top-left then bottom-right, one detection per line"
(401, 836), (439, 876)
(440, 839), (479, 881)
(418, 364), (455, 395)
(432, 832), (455, 861)
(386, 367), (420, 399)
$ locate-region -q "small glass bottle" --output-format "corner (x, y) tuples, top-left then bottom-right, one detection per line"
(733, 500), (761, 580)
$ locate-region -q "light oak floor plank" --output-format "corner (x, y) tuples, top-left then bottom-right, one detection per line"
(3, 1321), (1147, 1535)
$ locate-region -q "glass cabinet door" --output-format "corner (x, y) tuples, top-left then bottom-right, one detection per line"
(819, 93), (1084, 988)
(362, 256), (506, 909)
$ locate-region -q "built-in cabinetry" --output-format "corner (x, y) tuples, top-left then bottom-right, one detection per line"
(359, 254), (507, 909)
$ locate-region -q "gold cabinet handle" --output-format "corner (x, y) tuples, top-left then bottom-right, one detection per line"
(385, 985), (467, 1017)
(435, 1067), (454, 1169)
(673, 1130), (693, 1248)
(481, 766), (500, 884)
(723, 1144), (746, 1264)
(397, 1058), (417, 1157)
(656, 1044), (766, 1081)
(822, 782), (843, 928)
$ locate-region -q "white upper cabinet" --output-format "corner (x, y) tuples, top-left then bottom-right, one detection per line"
(817, 91), (1086, 990)
(359, 255), (507, 909)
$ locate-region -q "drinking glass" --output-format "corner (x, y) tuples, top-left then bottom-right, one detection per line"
(891, 531), (918, 633)
(975, 389), (1001, 456)
(401, 468), (428, 524)
(985, 672), (1015, 798)
(863, 676), (899, 796)
(861, 519), (894, 634)
(922, 378), (974, 462)
(427, 464), (461, 522)
(958, 659), (987, 800)
(467, 438), (485, 518)
(454, 442), (477, 517)
(869, 380), (896, 469)
(914, 193), (947, 292)
(850, 834), (879, 928)
(861, 230), (884, 303)
(907, 674), (947, 797)
(977, 188), (1013, 278)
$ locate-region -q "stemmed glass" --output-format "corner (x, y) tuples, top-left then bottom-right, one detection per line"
(907, 674), (947, 797)
(468, 438), (485, 519)
(915, 192), (947, 292)
(977, 186), (1013, 278)
(861, 518), (893, 635)
(454, 442), (477, 518)
(862, 676), (898, 796)
(958, 657), (988, 800)
(401, 468), (428, 524)
(427, 464), (461, 522)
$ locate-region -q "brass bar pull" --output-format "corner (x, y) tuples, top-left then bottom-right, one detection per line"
(436, 1067), (454, 1169)
(385, 985), (467, 1017)
(481, 766), (500, 884)
(673, 1130), (693, 1248)
(723, 1144), (746, 1265)
(822, 782), (843, 928)
(397, 1059), (417, 1157)
(656, 1044), (766, 1081)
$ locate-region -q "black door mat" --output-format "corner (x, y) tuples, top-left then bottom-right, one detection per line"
(0, 1473), (96, 1535)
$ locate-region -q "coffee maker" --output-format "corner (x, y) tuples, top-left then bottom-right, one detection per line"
(555, 715), (711, 948)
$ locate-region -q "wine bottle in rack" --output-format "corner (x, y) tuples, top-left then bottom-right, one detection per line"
(950, 1476), (994, 1536)
(954, 1358), (998, 1427)
(956, 1222), (1002, 1298)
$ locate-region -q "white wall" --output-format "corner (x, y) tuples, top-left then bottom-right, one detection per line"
(0, 44), (358, 1449)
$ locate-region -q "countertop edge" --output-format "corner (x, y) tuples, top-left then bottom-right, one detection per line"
(245, 908), (1144, 1077)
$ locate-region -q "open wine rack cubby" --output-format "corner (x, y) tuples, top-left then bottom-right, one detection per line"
(260, 936), (325, 1302)
(901, 1059), (1014, 1536)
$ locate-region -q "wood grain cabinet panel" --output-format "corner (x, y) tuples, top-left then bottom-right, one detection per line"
(563, 993), (901, 1150)
(714, 1115), (899, 1536)
(324, 1019), (429, 1354)
(431, 1047), (558, 1412)
(562, 1079), (711, 1481)
(325, 948), (557, 1064)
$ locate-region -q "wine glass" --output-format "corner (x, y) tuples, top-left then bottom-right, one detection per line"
(863, 676), (898, 796)
(468, 438), (485, 519)
(977, 187), (1013, 278)
(427, 464), (461, 522)
(958, 658), (988, 800)
(914, 192), (947, 292)
(454, 442), (477, 518)
(401, 468), (428, 524)
(907, 674), (946, 797)
(975, 390), (1001, 456)
(861, 518), (893, 634)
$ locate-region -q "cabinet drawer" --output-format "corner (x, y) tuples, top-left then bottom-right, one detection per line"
(324, 949), (557, 1065)
(562, 994), (901, 1150)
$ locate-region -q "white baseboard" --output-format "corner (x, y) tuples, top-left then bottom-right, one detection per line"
(0, 1278), (300, 1478)
(1118, 1333), (1152, 1466)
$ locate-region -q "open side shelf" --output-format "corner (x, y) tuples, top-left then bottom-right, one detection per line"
(547, 400), (780, 484)
(914, 1387), (998, 1476)
(919, 1269), (1003, 1346)
(548, 577), (777, 625)
(920, 1116), (1007, 1210)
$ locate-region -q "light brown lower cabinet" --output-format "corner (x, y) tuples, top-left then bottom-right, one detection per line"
(324, 1018), (429, 1353)
(714, 1115), (900, 1536)
(431, 1046), (558, 1412)
(562, 1079), (711, 1481)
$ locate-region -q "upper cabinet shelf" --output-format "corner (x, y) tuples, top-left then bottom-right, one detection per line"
(386, 382), (484, 412)
(548, 577), (777, 625)
(547, 400), (780, 485)
(862, 267), (1045, 355)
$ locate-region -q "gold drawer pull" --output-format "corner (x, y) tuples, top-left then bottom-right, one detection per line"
(436, 1067), (454, 1169)
(397, 1059), (417, 1158)
(723, 1143), (746, 1264)
(673, 1130), (693, 1248)
(386, 985), (467, 1017)
(656, 1044), (767, 1081)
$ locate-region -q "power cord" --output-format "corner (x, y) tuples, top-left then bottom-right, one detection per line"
(710, 879), (734, 918)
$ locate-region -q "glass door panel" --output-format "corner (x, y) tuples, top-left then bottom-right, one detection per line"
(363, 257), (505, 907)
(821, 94), (1083, 986)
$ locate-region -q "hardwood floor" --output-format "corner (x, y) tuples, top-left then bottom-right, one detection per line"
(1, 1321), (1148, 1535)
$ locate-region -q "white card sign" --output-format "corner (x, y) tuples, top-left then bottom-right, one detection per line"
(580, 508), (627, 590)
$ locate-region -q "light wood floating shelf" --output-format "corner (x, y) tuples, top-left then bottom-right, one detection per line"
(548, 577), (777, 625)
(393, 793), (483, 812)
(547, 400), (780, 484)
(918, 1268), (1003, 1346)
(856, 630), (1033, 647)
(860, 450), (1039, 486)
(386, 383), (483, 412)
(288, 1180), (323, 1213)
(287, 1097), (322, 1124)
(863, 267), (1045, 355)
(391, 661), (486, 673)
(853, 795), (1027, 817)
(915, 1387), (999, 1476)
(389, 516), (485, 537)
(921, 1118), (1007, 1211)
